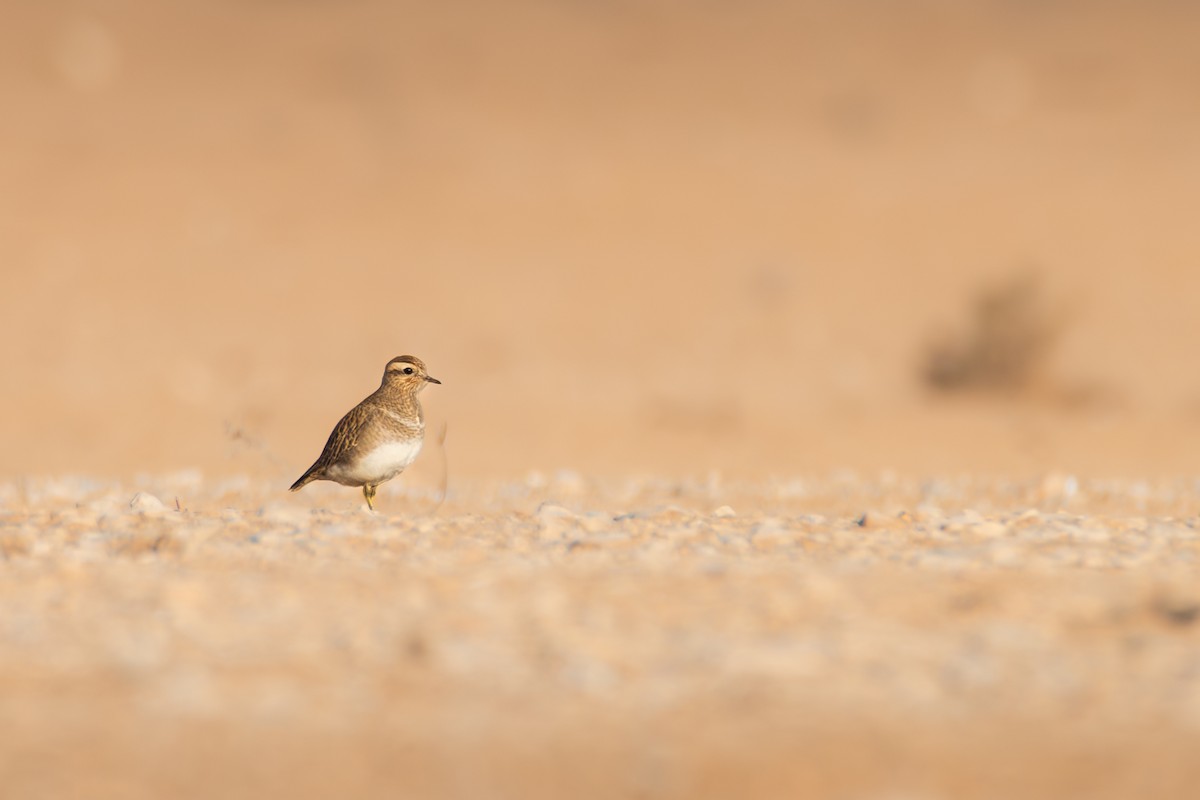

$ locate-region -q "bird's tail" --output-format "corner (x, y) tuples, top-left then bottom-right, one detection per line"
(289, 465), (321, 492)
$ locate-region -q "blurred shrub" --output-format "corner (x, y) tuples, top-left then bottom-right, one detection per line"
(923, 273), (1059, 394)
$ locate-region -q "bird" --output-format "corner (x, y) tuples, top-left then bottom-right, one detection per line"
(290, 355), (441, 510)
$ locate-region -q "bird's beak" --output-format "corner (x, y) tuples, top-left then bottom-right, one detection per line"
(425, 375), (442, 384)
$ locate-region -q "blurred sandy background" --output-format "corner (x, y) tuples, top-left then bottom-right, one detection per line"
(5, 4), (1200, 799)
(4, 0), (1200, 484)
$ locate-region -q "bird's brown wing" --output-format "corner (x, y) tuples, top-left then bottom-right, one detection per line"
(289, 401), (377, 490)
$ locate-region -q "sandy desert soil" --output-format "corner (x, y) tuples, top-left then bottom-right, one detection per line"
(4, 1), (1200, 797)
(3, 474), (1200, 799)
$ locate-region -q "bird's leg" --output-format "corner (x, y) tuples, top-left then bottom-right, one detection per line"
(363, 484), (376, 510)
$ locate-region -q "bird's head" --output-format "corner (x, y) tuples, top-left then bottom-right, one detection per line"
(383, 355), (441, 390)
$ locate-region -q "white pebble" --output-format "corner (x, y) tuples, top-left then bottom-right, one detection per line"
(129, 492), (167, 514)
(536, 503), (578, 540)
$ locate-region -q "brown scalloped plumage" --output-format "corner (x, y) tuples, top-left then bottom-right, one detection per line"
(290, 355), (441, 509)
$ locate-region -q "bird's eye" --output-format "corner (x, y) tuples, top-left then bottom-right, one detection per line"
(403, 367), (414, 375)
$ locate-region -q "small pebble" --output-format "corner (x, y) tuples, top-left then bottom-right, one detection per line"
(129, 492), (168, 515)
(536, 503), (578, 540)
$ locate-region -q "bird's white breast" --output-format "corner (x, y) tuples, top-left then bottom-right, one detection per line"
(329, 438), (424, 486)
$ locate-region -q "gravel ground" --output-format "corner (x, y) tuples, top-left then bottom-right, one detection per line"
(2, 472), (1199, 799)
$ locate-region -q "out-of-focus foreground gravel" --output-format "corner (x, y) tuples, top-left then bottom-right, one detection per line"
(3, 471), (1200, 799)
